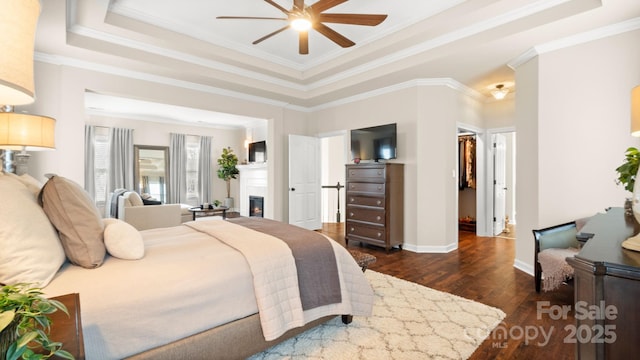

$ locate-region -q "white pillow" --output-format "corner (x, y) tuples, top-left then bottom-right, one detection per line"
(0, 175), (65, 287)
(103, 218), (145, 260)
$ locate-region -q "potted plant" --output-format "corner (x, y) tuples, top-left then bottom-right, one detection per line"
(0, 283), (73, 360)
(217, 147), (239, 209)
(615, 147), (640, 215)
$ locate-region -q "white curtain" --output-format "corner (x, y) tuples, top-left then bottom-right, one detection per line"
(169, 133), (187, 203)
(198, 135), (213, 204)
(84, 125), (96, 200)
(108, 127), (134, 192)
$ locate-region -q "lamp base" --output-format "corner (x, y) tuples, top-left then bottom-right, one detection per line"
(0, 150), (15, 173)
(622, 234), (640, 252)
(14, 152), (30, 176)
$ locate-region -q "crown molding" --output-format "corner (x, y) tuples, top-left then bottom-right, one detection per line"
(34, 52), (301, 110)
(67, 0), (573, 96)
(67, 25), (308, 91)
(509, 16), (640, 70)
(310, 78), (482, 112)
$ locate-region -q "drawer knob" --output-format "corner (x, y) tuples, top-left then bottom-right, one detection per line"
(351, 185), (355, 189)
(350, 212), (354, 217)
(377, 200), (382, 205)
(376, 216), (381, 221)
(377, 233), (382, 238)
(378, 171), (382, 175)
(350, 198), (355, 203)
(350, 227), (355, 232)
(377, 186), (382, 190)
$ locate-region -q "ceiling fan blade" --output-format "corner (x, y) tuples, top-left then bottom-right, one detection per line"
(299, 31), (309, 55)
(318, 13), (387, 26)
(217, 16), (288, 20)
(293, 0), (305, 11)
(263, 0), (290, 15)
(309, 0), (348, 14)
(252, 25), (290, 45)
(313, 23), (355, 48)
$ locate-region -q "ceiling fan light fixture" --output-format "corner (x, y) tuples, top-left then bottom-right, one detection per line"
(291, 17), (312, 31)
(491, 84), (509, 100)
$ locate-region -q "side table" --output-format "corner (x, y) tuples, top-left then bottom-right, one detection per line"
(45, 293), (85, 359)
(188, 206), (228, 221)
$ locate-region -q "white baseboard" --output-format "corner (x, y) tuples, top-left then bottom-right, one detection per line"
(402, 242), (458, 253)
(514, 259), (534, 276)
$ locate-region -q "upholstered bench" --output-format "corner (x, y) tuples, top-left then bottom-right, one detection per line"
(348, 249), (377, 272)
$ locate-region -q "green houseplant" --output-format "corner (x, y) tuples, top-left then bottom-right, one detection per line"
(0, 284), (73, 360)
(217, 147), (239, 208)
(615, 147), (640, 192)
(616, 147), (640, 216)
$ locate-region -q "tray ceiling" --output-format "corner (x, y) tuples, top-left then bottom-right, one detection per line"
(34, 0), (640, 115)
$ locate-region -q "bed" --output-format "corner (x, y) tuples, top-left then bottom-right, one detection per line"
(0, 173), (374, 359)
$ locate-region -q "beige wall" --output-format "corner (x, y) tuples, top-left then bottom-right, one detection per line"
(86, 115), (245, 206)
(21, 27), (640, 267)
(21, 62), (308, 221)
(310, 83), (484, 252)
(484, 98), (516, 130)
(515, 29), (640, 273)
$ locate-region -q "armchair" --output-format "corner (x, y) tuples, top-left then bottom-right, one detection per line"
(114, 191), (182, 231)
(533, 221), (580, 292)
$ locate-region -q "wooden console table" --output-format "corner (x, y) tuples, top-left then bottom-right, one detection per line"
(566, 207), (640, 359)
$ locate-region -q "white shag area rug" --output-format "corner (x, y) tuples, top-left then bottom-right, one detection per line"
(249, 270), (506, 360)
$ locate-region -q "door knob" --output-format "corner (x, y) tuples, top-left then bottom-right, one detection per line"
(290, 188), (296, 191)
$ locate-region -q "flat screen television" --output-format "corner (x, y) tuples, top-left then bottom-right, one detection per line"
(249, 140), (266, 163)
(350, 123), (397, 161)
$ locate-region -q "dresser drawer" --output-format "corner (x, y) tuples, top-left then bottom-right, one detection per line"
(346, 221), (386, 245)
(347, 207), (385, 225)
(347, 166), (385, 181)
(347, 182), (385, 194)
(347, 195), (384, 207)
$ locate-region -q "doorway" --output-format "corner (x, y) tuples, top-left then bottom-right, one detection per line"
(458, 129), (479, 234)
(456, 126), (516, 238)
(320, 133), (348, 224)
(491, 131), (516, 238)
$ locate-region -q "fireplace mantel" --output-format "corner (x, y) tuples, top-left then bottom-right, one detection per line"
(237, 163), (267, 217)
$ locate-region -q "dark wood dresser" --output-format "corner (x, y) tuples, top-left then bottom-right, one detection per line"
(345, 163), (403, 252)
(566, 207), (640, 359)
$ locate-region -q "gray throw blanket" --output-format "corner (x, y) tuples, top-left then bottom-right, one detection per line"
(109, 189), (127, 218)
(227, 217), (342, 310)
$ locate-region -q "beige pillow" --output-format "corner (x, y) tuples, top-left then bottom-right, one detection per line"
(2, 171), (42, 198)
(103, 218), (145, 260)
(0, 175), (65, 287)
(40, 175), (106, 268)
(123, 191), (144, 207)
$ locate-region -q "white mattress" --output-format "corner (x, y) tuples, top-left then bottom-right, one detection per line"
(42, 221), (374, 359)
(43, 224), (258, 359)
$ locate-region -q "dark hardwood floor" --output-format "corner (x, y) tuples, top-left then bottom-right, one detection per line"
(320, 223), (575, 359)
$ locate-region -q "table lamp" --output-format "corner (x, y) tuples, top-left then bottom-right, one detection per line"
(0, 0), (56, 175)
(0, 107), (55, 175)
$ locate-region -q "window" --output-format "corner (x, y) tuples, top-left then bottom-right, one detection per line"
(185, 135), (200, 205)
(92, 127), (110, 210)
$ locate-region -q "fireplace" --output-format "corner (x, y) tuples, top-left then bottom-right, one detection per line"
(249, 196), (264, 217)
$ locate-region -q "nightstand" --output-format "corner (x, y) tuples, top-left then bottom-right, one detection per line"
(45, 293), (85, 360)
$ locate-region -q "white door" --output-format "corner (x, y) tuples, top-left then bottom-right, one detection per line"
(493, 134), (507, 235)
(288, 134), (322, 230)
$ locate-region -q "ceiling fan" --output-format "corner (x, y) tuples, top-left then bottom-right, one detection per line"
(217, 0), (388, 55)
